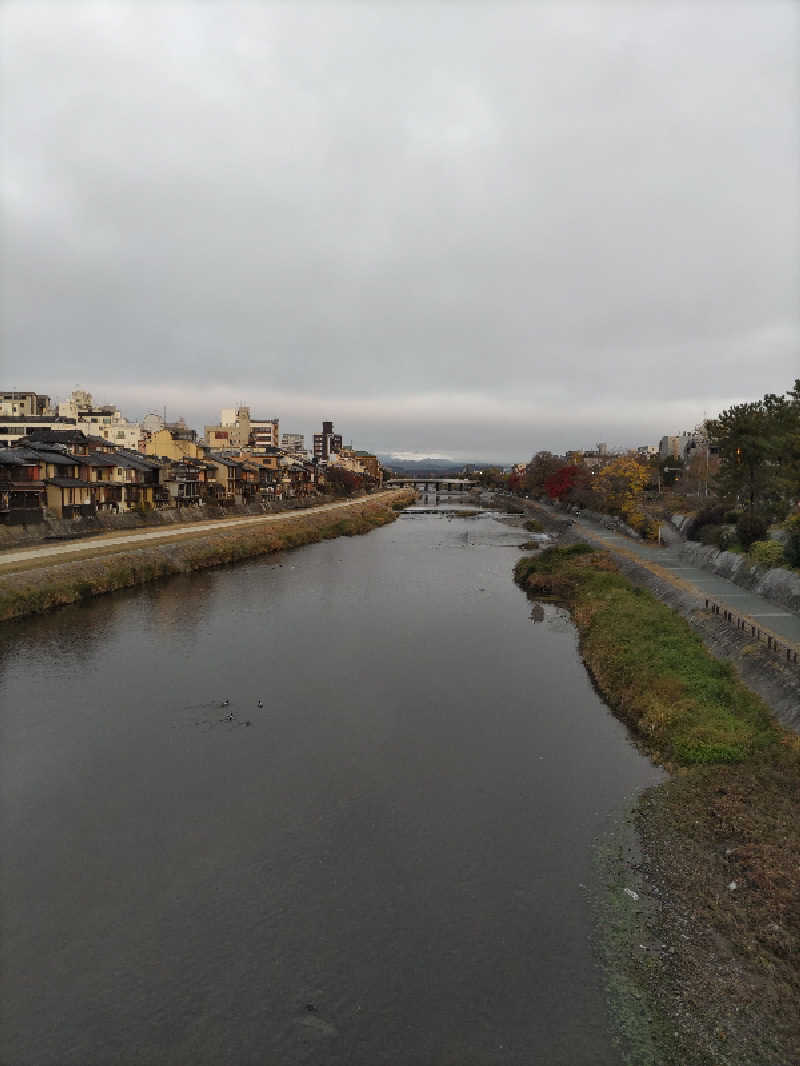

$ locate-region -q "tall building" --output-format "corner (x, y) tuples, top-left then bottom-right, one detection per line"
(313, 420), (343, 461)
(658, 435), (682, 460)
(249, 417), (280, 453)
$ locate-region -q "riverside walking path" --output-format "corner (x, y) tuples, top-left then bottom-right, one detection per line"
(528, 499), (800, 654)
(0, 493), (399, 574)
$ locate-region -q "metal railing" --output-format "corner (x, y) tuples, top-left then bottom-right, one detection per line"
(705, 599), (799, 665)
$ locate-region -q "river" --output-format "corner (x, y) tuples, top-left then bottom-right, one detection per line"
(0, 503), (661, 1065)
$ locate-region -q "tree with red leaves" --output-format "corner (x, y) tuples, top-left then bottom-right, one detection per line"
(324, 465), (363, 497)
(544, 465), (582, 500)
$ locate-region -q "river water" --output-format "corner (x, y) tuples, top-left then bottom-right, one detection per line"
(0, 504), (661, 1065)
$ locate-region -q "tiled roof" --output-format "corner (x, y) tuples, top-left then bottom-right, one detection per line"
(82, 453), (118, 467)
(0, 448), (42, 465)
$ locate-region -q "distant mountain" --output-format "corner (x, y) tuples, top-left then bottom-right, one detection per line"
(378, 454), (507, 475)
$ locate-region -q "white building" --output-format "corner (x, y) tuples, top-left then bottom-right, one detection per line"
(281, 432), (306, 456)
(142, 412), (165, 435)
(0, 415), (77, 447)
(58, 390), (141, 449)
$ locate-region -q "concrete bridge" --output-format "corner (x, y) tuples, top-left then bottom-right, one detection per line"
(384, 478), (477, 492)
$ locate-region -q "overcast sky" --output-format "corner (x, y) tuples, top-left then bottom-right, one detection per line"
(2, 3), (798, 460)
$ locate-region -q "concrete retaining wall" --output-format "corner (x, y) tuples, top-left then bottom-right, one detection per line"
(0, 494), (340, 550)
(674, 536), (800, 615)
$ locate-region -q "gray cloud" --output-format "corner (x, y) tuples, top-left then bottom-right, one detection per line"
(2, 2), (798, 459)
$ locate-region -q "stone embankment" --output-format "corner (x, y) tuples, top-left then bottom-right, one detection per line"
(674, 536), (800, 614)
(0, 493), (339, 550)
(0, 490), (415, 623)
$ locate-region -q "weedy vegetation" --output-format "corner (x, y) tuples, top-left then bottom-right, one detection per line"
(514, 544), (778, 765)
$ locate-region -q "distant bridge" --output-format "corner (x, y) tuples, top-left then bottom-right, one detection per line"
(384, 478), (477, 491)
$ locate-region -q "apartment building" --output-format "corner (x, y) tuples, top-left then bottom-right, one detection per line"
(57, 390), (141, 449)
(281, 432), (305, 456)
(0, 391), (53, 417)
(313, 421), (343, 461)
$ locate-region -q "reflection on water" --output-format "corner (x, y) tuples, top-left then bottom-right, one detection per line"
(530, 602), (546, 624)
(0, 510), (660, 1066)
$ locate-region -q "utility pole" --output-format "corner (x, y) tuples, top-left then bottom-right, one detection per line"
(705, 444), (709, 497)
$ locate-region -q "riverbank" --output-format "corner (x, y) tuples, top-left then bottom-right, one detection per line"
(0, 490), (415, 622)
(0, 493), (340, 550)
(515, 545), (800, 1065)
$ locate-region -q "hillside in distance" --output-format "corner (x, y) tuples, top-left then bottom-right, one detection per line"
(378, 455), (507, 476)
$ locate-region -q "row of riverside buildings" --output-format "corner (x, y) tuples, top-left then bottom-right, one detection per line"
(0, 390), (383, 525)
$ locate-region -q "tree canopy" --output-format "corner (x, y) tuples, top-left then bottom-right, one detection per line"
(708, 379), (800, 517)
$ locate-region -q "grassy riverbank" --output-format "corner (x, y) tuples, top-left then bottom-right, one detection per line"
(515, 544), (800, 1065)
(0, 491), (414, 622)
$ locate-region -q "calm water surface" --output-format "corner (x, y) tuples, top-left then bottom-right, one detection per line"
(0, 508), (661, 1065)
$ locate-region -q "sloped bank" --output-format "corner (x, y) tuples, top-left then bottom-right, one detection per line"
(0, 491), (415, 623)
(515, 545), (800, 1066)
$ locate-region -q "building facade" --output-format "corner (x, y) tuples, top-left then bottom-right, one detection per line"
(57, 390), (141, 449)
(0, 391), (53, 417)
(313, 421), (343, 461)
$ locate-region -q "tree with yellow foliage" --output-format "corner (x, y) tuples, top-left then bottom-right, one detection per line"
(595, 456), (657, 537)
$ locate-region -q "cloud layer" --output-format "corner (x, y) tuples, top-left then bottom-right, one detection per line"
(2, 3), (798, 458)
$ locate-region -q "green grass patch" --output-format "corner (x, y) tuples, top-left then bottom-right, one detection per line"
(514, 544), (779, 767)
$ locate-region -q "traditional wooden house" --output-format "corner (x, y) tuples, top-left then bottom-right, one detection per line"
(0, 447), (46, 523)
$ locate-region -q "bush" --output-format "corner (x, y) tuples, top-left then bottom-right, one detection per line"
(523, 518), (543, 532)
(697, 524), (724, 547)
(687, 503), (729, 539)
(736, 512), (769, 550)
(783, 514), (800, 568)
(748, 540), (786, 569)
(718, 526), (739, 551)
